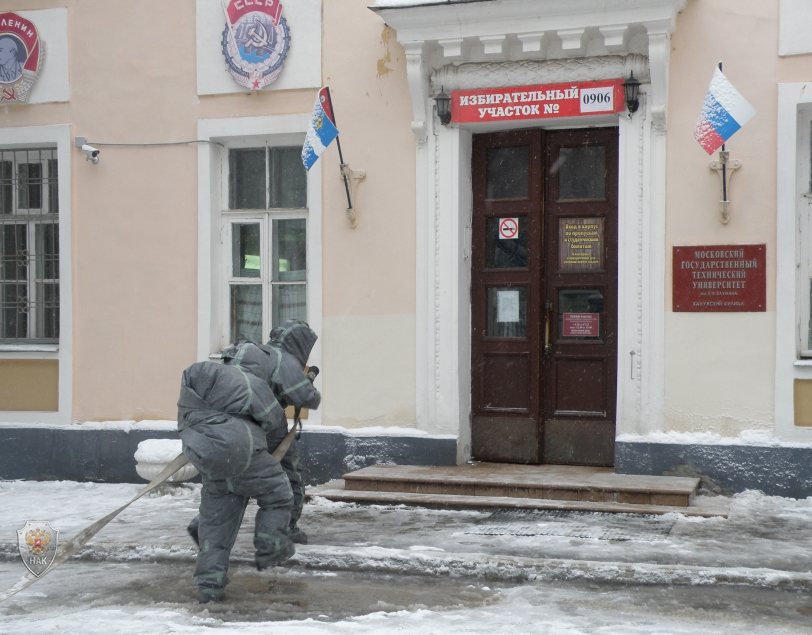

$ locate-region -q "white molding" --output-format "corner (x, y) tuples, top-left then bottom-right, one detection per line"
(779, 0), (812, 57)
(645, 20), (673, 132)
(196, 114), (323, 425)
(0, 124), (72, 424)
(431, 55), (650, 93)
(600, 25), (630, 52)
(404, 41), (430, 142)
(775, 83), (812, 442)
(376, 0), (686, 455)
(382, 0), (687, 139)
(641, 88), (667, 430)
(372, 0), (688, 45)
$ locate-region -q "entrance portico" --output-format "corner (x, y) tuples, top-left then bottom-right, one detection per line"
(371, 0), (688, 463)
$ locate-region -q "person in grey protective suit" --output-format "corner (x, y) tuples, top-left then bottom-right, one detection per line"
(263, 320), (322, 543)
(178, 360), (295, 604)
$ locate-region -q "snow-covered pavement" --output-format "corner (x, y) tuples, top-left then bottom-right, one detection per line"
(1, 480), (812, 631)
(1, 562), (811, 633)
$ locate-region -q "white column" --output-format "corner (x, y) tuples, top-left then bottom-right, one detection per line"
(616, 101), (647, 434)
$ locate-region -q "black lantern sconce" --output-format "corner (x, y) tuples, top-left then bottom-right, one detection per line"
(434, 86), (451, 125)
(623, 71), (641, 116)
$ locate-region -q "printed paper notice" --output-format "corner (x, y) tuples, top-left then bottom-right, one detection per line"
(497, 290), (520, 323)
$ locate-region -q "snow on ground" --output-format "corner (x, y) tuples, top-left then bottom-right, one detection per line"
(2, 481), (812, 631)
(3, 481), (812, 576)
(1, 563), (810, 634)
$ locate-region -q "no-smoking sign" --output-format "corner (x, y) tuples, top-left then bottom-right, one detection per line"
(498, 217), (519, 240)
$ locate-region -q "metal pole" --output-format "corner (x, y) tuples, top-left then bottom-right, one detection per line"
(719, 61), (727, 202)
(325, 87), (353, 210)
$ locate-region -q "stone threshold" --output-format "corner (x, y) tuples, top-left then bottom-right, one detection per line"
(341, 463), (701, 507)
(308, 482), (730, 518)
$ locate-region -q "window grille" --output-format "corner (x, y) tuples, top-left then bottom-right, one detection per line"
(0, 148), (59, 343)
(226, 147), (307, 344)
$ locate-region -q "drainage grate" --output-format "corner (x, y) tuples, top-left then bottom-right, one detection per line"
(464, 509), (676, 542)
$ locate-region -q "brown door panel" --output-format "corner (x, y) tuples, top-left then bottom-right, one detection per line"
(471, 130), (543, 463)
(541, 128), (618, 465)
(472, 416), (539, 463)
(542, 419), (615, 466)
(553, 357), (607, 415)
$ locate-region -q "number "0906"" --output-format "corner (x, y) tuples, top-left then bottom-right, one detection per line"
(583, 91), (611, 105)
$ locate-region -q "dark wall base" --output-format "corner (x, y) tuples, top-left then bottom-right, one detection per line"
(616, 441), (812, 499)
(0, 428), (458, 485)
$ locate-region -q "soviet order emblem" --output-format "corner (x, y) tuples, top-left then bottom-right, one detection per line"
(0, 12), (44, 104)
(221, 0), (290, 91)
(17, 521), (59, 577)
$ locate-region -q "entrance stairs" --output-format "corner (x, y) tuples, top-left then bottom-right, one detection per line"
(309, 463), (729, 517)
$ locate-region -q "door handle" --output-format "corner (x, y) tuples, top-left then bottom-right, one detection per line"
(544, 300), (553, 355)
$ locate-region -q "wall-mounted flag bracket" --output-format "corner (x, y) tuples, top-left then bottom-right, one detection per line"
(710, 150), (741, 225)
(302, 87), (365, 229)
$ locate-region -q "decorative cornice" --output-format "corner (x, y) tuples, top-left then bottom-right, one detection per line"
(379, 0), (688, 137)
(431, 55), (649, 93)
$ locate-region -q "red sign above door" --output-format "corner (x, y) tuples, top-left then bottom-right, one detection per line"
(673, 244), (766, 312)
(452, 79), (625, 124)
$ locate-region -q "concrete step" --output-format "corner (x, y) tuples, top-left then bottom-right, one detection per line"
(309, 481), (729, 518)
(342, 464), (700, 507)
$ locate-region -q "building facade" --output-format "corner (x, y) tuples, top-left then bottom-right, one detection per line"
(1, 0), (812, 496)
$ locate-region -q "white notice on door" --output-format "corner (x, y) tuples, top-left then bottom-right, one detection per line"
(497, 290), (520, 322)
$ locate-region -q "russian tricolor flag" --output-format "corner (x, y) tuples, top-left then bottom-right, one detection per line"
(302, 87), (340, 171)
(694, 68), (756, 154)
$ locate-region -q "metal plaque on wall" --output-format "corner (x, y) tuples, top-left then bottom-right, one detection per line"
(673, 244), (766, 312)
(559, 217), (604, 272)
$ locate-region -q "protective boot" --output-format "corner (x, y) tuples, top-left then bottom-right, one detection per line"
(255, 540), (295, 571)
(187, 516), (200, 547)
(287, 523), (308, 545)
(198, 587), (224, 604)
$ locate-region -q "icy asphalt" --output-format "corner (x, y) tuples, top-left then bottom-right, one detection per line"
(1, 480), (811, 632)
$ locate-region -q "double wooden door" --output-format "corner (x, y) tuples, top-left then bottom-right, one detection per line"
(470, 127), (618, 465)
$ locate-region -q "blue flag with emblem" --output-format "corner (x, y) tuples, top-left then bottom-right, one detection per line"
(302, 87), (339, 171)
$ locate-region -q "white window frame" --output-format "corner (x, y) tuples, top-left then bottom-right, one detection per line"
(197, 115), (322, 425)
(797, 113), (812, 358)
(774, 83), (812, 440)
(222, 209), (310, 344)
(0, 124), (73, 424)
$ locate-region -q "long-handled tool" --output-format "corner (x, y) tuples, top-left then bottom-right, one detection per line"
(0, 367), (319, 603)
(0, 452), (191, 603)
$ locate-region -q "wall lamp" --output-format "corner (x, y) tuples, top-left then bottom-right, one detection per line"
(623, 71), (641, 116)
(434, 86), (451, 125)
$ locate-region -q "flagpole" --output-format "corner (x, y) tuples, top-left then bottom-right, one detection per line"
(719, 61), (728, 204)
(325, 87), (353, 211)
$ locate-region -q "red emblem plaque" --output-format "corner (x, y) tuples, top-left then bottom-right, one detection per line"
(0, 12), (44, 104)
(673, 244), (766, 312)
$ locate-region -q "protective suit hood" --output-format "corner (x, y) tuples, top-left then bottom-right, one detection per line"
(221, 341), (278, 386)
(267, 320), (317, 368)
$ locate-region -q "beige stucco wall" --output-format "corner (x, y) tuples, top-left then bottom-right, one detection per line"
(320, 2), (417, 427)
(664, 0), (811, 435)
(0, 0), (415, 424)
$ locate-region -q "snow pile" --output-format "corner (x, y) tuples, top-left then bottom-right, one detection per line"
(134, 439), (184, 464)
(617, 429), (812, 448)
(304, 425), (456, 439)
(0, 420), (177, 431)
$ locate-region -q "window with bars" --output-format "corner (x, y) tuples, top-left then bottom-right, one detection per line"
(226, 146), (307, 344)
(0, 148), (59, 343)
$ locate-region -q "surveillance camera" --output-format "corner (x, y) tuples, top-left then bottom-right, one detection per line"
(82, 144), (100, 164)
